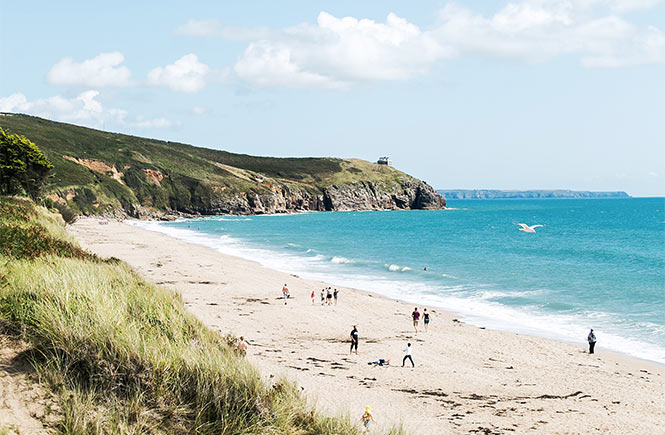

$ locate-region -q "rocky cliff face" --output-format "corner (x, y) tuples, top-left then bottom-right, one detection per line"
(126, 179), (445, 218)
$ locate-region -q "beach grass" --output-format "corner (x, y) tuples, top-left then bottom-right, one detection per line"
(0, 196), (376, 434)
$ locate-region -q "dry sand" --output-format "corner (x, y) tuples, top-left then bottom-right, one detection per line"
(69, 218), (665, 434)
(0, 338), (56, 434)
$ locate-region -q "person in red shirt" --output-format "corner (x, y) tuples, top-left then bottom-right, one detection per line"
(411, 308), (420, 333)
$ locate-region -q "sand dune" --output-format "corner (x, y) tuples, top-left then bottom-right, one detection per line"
(69, 219), (665, 434)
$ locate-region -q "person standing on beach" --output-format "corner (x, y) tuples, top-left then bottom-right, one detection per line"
(237, 336), (248, 356)
(350, 325), (359, 355)
(333, 288), (339, 305)
(321, 289), (325, 305)
(326, 288), (333, 305)
(310, 290), (315, 304)
(282, 284), (289, 305)
(360, 406), (375, 432)
(411, 308), (420, 333)
(423, 308), (430, 332)
(402, 343), (415, 367)
(588, 329), (597, 354)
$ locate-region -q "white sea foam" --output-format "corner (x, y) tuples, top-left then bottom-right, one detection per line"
(331, 256), (355, 264)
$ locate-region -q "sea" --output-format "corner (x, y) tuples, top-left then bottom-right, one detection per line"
(136, 198), (665, 364)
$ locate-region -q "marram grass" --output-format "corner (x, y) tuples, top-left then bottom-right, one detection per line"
(0, 197), (402, 434)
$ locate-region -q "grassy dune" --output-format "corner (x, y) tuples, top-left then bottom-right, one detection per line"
(0, 197), (383, 434)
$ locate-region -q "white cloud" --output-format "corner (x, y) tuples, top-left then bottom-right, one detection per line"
(147, 54), (211, 92)
(602, 0), (665, 13)
(433, 2), (664, 66)
(192, 106), (207, 115)
(230, 3), (664, 88)
(46, 52), (132, 87)
(234, 12), (450, 88)
(126, 117), (176, 129)
(0, 91), (173, 130)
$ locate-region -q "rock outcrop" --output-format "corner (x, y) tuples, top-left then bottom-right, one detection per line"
(150, 179), (445, 217)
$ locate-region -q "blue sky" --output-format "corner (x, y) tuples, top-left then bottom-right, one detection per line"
(1, 0), (664, 196)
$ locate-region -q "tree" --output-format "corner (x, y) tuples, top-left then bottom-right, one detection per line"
(0, 128), (53, 200)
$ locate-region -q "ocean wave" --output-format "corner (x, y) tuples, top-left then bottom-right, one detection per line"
(385, 264), (411, 272)
(331, 256), (356, 264)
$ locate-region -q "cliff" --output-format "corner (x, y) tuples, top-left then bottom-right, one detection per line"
(437, 189), (630, 200)
(0, 114), (444, 217)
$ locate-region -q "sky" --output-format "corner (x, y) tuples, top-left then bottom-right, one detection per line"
(1, 1), (664, 196)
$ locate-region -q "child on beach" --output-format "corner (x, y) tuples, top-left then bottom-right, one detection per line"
(360, 406), (375, 432)
(423, 308), (430, 331)
(411, 308), (420, 333)
(237, 336), (248, 356)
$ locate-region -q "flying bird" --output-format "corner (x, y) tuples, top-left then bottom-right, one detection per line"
(517, 223), (544, 233)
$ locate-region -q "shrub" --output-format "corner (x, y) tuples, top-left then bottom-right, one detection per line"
(0, 128), (53, 200)
(53, 201), (77, 225)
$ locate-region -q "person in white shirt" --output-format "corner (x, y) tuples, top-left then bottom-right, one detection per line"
(402, 343), (414, 367)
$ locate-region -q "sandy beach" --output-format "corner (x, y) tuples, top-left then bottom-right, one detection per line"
(68, 218), (665, 434)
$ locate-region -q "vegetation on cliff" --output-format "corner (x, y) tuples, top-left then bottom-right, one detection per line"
(0, 114), (444, 217)
(0, 197), (402, 433)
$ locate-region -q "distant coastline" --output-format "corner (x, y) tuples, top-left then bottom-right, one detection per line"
(437, 189), (631, 199)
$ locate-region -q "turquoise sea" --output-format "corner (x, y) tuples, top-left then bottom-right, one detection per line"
(139, 198), (665, 364)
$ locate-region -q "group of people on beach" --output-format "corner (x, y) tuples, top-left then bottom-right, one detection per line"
(350, 305), (433, 370)
(311, 287), (338, 305)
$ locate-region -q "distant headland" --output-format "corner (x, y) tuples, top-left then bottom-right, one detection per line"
(437, 189), (631, 199)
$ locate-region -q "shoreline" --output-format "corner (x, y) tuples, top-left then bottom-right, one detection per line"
(131, 217), (665, 367)
(68, 218), (665, 433)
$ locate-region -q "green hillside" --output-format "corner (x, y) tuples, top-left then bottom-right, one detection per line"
(0, 113), (444, 217)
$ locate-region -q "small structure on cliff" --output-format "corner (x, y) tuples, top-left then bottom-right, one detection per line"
(377, 156), (392, 166)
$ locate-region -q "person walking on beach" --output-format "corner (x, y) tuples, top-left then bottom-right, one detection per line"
(588, 329), (597, 354)
(326, 288), (333, 305)
(402, 343), (415, 367)
(282, 284), (289, 305)
(350, 325), (359, 355)
(321, 289), (326, 305)
(310, 290), (315, 304)
(412, 308), (420, 333)
(237, 336), (248, 356)
(423, 308), (430, 332)
(360, 406), (375, 433)
(333, 288), (339, 305)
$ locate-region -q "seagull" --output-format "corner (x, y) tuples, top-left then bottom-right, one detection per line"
(517, 223), (544, 233)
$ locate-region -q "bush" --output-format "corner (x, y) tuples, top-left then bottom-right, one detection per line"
(53, 201), (77, 225)
(0, 128), (53, 200)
